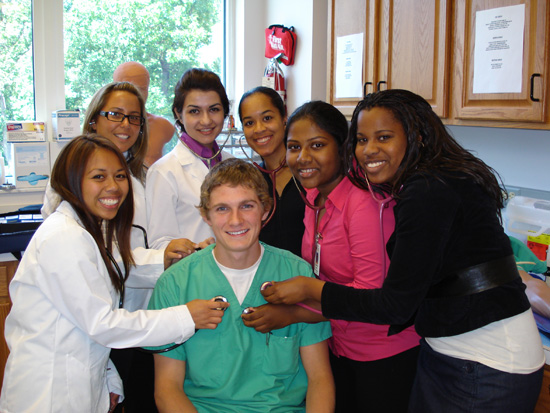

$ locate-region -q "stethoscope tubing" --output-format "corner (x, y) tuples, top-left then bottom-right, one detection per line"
(238, 135), (286, 228)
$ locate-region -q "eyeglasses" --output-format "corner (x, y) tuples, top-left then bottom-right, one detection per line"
(99, 111), (144, 126)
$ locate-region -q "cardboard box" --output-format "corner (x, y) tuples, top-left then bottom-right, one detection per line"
(52, 110), (80, 140)
(5, 122), (46, 142)
(6, 142), (50, 189)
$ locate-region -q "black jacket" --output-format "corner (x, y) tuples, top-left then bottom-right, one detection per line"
(322, 172), (529, 338)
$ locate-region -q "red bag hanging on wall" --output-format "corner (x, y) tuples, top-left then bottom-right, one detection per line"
(265, 24), (297, 66)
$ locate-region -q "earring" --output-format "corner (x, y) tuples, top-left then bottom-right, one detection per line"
(418, 140), (425, 148)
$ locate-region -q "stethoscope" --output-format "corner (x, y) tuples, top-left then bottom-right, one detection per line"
(106, 224), (149, 310)
(176, 122), (232, 169)
(141, 295), (230, 354)
(290, 175), (325, 278)
(110, 223), (230, 354)
(360, 171), (397, 278)
(238, 135), (286, 228)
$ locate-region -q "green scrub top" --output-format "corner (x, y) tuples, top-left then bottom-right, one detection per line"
(148, 243), (332, 413)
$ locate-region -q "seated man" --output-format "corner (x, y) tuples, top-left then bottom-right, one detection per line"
(113, 61), (175, 167)
(148, 158), (334, 413)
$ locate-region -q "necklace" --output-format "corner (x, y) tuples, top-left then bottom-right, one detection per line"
(178, 131), (231, 169)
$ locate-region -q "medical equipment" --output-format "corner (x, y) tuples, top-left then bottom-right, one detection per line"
(261, 281), (273, 291)
(176, 126), (232, 169)
(238, 135), (287, 227)
(140, 295), (229, 354)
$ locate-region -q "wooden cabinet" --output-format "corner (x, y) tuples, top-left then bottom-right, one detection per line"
(327, 0), (452, 118)
(0, 258), (18, 392)
(535, 362), (550, 413)
(328, 0), (550, 129)
(451, 0), (549, 127)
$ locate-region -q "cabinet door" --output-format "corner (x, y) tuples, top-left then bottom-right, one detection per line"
(328, 0), (451, 118)
(452, 0), (548, 123)
(328, 0), (371, 117)
(378, 0), (452, 117)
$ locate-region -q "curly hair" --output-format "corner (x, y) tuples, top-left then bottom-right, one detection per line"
(345, 89), (505, 211)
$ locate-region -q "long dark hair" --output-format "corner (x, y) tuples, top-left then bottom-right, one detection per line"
(51, 134), (135, 293)
(172, 68), (229, 134)
(83, 81), (149, 183)
(345, 89), (505, 211)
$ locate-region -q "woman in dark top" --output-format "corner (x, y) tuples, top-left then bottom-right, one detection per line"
(261, 89), (545, 412)
(238, 87), (305, 256)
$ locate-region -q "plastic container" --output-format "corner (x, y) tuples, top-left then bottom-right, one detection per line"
(505, 196), (550, 238)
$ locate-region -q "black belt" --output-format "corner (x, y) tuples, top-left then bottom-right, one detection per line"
(428, 255), (520, 298)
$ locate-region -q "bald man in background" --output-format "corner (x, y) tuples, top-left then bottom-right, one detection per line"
(113, 62), (175, 167)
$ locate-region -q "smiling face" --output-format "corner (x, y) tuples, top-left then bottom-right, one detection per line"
(175, 90), (225, 149)
(354, 107), (408, 185)
(81, 148), (129, 222)
(286, 118), (343, 198)
(202, 184), (269, 269)
(240, 93), (286, 162)
(93, 90), (142, 154)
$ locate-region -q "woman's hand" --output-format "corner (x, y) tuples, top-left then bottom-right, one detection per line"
(163, 238), (197, 269)
(187, 298), (229, 330)
(241, 303), (296, 333)
(261, 276), (324, 305)
(108, 392), (120, 412)
(197, 237), (215, 250)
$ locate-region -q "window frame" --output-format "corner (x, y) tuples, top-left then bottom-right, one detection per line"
(32, 0), (232, 141)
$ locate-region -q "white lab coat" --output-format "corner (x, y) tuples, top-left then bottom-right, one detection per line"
(0, 201), (194, 413)
(146, 141), (232, 249)
(41, 176), (164, 312)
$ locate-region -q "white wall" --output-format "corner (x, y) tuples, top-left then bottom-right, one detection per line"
(233, 0), (328, 120)
(449, 126), (550, 193)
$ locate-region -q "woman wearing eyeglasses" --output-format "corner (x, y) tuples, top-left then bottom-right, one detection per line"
(41, 81), (202, 412)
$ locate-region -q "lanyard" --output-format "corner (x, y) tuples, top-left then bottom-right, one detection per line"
(292, 175), (325, 277)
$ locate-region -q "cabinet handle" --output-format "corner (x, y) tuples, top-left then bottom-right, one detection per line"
(363, 82), (372, 98)
(530, 73), (541, 102)
(377, 81), (387, 91)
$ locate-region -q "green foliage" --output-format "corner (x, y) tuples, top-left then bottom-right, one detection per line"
(0, 0), (34, 160)
(63, 0), (222, 120)
(0, 0), (222, 161)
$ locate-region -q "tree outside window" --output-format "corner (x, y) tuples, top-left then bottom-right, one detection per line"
(0, 0), (223, 163)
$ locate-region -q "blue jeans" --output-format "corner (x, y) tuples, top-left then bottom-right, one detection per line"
(409, 339), (544, 413)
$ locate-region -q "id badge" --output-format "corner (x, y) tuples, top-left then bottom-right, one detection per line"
(314, 241), (321, 277)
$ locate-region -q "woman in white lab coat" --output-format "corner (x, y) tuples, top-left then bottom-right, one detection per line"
(41, 82), (202, 412)
(0, 135), (227, 413)
(146, 68), (232, 249)
(42, 81), (200, 310)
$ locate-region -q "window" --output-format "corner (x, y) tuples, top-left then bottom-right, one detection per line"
(1, 0), (225, 167)
(0, 0), (34, 162)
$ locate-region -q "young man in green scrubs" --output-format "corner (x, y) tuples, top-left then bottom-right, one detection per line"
(148, 158), (334, 413)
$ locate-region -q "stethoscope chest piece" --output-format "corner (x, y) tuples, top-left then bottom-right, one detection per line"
(213, 295), (228, 311)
